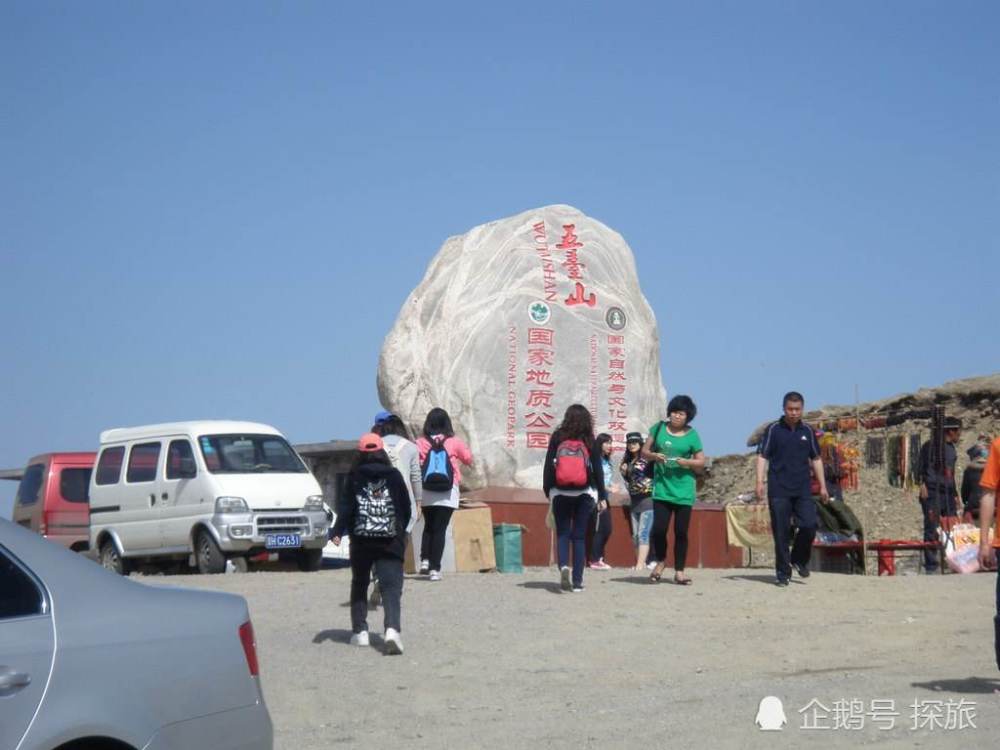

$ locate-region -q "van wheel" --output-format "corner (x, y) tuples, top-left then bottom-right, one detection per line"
(100, 540), (129, 576)
(229, 556), (249, 573)
(297, 548), (323, 572)
(195, 530), (226, 574)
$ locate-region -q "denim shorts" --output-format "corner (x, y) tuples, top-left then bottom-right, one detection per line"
(631, 509), (653, 545)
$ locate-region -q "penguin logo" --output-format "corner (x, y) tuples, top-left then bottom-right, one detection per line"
(755, 696), (786, 731)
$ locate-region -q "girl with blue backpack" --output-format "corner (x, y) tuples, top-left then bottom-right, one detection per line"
(416, 407), (473, 581)
(543, 404), (608, 592)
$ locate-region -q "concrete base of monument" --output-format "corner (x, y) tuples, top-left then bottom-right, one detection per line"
(463, 486), (744, 569)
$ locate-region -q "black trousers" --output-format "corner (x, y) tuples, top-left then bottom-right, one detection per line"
(651, 501), (692, 570)
(421, 505), (455, 572)
(768, 495), (817, 580)
(350, 544), (402, 633)
(920, 497), (958, 570)
(589, 504), (613, 562)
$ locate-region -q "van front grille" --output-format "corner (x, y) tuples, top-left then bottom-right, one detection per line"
(255, 514), (309, 535)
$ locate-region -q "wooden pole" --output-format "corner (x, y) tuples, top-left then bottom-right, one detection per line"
(856, 384), (870, 575)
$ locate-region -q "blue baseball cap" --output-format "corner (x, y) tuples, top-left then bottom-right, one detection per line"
(373, 410), (393, 424)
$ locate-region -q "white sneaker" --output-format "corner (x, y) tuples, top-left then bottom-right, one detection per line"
(419, 560), (430, 575)
(384, 628), (404, 655)
(560, 566), (572, 591)
(349, 631), (369, 647)
(646, 561), (657, 570)
(572, 585), (585, 593)
(428, 570), (442, 581)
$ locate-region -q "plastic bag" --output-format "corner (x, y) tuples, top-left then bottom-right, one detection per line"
(943, 524), (986, 574)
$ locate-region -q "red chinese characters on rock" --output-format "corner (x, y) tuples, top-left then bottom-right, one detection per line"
(607, 334), (627, 447)
(525, 390), (554, 408)
(565, 281), (596, 307)
(527, 348), (554, 367)
(556, 225), (583, 251)
(524, 327), (555, 450)
(557, 224), (597, 307)
(527, 328), (554, 346)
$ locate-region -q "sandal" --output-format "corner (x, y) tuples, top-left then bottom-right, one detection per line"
(674, 574), (692, 586)
(649, 566), (664, 583)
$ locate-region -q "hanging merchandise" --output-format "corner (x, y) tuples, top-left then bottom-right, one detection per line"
(887, 434), (910, 488)
(899, 435), (910, 488)
(837, 417), (858, 432)
(840, 443), (860, 491)
(907, 433), (922, 485)
(865, 437), (885, 467)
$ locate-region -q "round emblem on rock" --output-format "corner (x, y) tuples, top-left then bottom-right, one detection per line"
(606, 306), (627, 330)
(528, 301), (551, 325)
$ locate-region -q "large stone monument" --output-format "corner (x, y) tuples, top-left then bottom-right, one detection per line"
(378, 204), (666, 490)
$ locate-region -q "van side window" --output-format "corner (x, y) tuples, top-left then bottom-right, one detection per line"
(95, 447), (126, 485)
(166, 440), (197, 480)
(0, 548), (45, 619)
(15, 464), (45, 506)
(60, 468), (93, 503)
(126, 443), (161, 483)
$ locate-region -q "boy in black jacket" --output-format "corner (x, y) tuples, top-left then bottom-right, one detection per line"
(331, 433), (412, 654)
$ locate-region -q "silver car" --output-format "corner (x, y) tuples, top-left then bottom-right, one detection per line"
(0, 518), (273, 750)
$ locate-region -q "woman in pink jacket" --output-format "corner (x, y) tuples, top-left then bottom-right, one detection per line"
(416, 407), (473, 581)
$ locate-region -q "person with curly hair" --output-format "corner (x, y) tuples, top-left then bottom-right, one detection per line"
(643, 395), (705, 585)
(542, 404), (607, 592)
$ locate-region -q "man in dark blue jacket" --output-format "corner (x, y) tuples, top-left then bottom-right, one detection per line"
(756, 392), (829, 586)
(917, 417), (962, 571)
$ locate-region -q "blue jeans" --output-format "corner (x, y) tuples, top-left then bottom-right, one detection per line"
(768, 495), (817, 580)
(553, 494), (595, 587)
(631, 509), (653, 545)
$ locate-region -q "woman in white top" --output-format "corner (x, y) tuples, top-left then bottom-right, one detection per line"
(373, 412), (421, 531)
(368, 411), (422, 608)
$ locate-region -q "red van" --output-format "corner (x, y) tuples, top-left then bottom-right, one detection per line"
(12, 452), (96, 552)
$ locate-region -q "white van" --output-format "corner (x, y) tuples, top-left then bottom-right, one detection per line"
(88, 421), (329, 574)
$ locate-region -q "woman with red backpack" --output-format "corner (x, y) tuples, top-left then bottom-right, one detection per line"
(543, 404), (608, 592)
(416, 407), (473, 581)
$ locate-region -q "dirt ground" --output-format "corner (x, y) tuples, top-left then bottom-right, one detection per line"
(143, 563), (1000, 749)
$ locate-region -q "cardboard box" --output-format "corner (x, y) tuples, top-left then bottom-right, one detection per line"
(450, 505), (496, 572)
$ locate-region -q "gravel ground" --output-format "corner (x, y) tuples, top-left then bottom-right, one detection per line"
(142, 564), (1000, 749)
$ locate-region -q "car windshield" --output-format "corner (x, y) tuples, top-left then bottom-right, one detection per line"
(198, 434), (308, 474)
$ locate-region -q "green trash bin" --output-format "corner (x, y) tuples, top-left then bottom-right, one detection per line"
(493, 523), (524, 573)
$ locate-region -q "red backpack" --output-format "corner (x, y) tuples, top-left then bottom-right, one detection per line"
(554, 439), (591, 489)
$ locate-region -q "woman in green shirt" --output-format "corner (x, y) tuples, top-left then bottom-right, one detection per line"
(642, 395), (706, 584)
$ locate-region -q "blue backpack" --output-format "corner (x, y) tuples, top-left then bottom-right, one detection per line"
(421, 436), (455, 492)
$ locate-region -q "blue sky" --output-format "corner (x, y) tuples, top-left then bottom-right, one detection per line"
(2, 2), (998, 518)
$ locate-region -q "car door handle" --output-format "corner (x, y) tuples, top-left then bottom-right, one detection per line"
(149, 494), (156, 506)
(0, 667), (31, 695)
(161, 492), (169, 500)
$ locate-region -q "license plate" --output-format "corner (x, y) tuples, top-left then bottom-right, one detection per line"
(265, 533), (301, 549)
